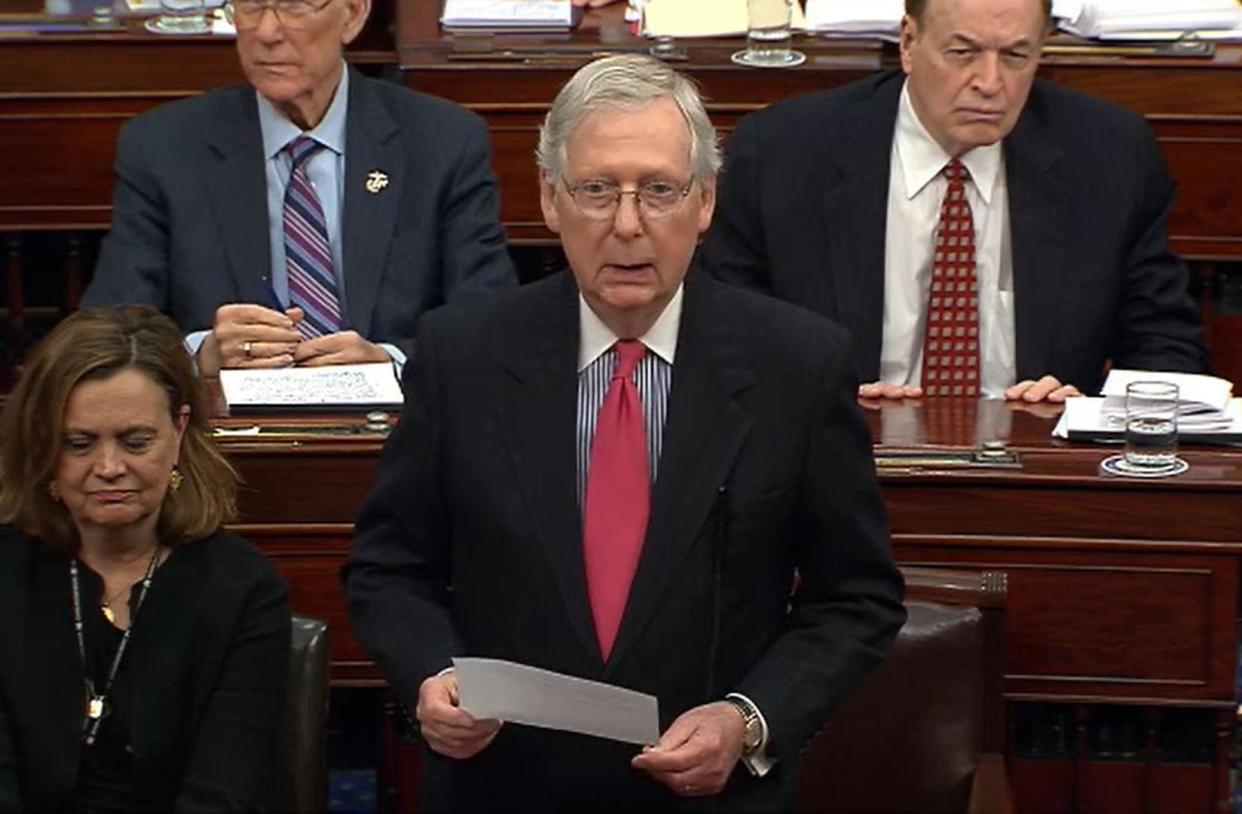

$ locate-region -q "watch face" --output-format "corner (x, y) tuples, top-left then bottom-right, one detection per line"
(743, 717), (763, 750)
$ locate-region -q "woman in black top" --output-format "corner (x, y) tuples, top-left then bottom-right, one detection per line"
(0, 306), (290, 812)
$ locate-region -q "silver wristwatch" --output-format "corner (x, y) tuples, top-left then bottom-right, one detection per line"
(726, 696), (764, 755)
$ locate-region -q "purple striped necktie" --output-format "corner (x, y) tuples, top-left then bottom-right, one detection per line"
(284, 135), (342, 338)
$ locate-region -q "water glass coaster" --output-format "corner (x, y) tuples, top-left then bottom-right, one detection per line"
(1100, 454), (1188, 479)
(731, 49), (806, 67)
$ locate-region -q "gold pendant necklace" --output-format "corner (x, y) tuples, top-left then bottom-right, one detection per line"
(99, 580), (136, 626)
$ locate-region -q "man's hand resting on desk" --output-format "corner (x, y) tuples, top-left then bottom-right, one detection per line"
(1006, 375), (1082, 403)
(859, 382), (924, 400)
(631, 702), (746, 797)
(292, 331), (389, 366)
(196, 303), (302, 376)
(416, 671), (503, 759)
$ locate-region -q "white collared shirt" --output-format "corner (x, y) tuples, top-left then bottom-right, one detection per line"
(576, 285), (682, 372)
(881, 81), (1016, 398)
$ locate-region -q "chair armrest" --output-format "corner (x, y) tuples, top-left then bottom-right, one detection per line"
(967, 752), (1013, 814)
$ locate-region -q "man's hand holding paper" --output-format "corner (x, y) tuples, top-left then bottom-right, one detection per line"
(417, 671), (502, 760)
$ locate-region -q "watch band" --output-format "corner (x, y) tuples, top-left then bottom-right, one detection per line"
(725, 696), (763, 752)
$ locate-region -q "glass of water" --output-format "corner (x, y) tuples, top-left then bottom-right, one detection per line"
(145, 0), (210, 34)
(1124, 381), (1179, 469)
(732, 0), (805, 68)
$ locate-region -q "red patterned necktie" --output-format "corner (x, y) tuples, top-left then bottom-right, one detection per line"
(921, 159), (980, 397)
(582, 340), (650, 662)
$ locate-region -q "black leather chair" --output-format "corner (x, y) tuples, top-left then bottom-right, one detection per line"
(796, 567), (1011, 814)
(278, 615), (330, 814)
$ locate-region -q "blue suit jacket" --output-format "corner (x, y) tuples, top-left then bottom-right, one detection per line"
(85, 67), (516, 358)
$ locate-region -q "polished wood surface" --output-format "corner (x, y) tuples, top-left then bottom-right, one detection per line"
(400, 3), (1242, 259)
(869, 399), (1242, 709)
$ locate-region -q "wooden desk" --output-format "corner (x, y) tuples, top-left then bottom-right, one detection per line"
(399, 3), (1242, 261)
(218, 397), (1242, 812)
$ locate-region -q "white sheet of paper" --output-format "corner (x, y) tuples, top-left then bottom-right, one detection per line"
(804, 0), (901, 33)
(219, 362), (402, 410)
(452, 657), (660, 745)
(1052, 396), (1242, 438)
(441, 0), (574, 27)
(643, 0), (806, 37)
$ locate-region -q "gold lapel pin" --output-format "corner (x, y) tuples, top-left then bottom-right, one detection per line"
(365, 170), (389, 195)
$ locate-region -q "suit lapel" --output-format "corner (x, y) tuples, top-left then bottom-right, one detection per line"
(204, 87), (272, 305)
(606, 273), (755, 673)
(820, 77), (902, 381)
(495, 275), (599, 661)
(1005, 105), (1068, 381)
(341, 69), (403, 338)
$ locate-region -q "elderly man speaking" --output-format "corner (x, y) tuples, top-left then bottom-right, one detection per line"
(345, 55), (905, 811)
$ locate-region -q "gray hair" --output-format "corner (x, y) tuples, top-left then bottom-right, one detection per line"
(536, 54), (721, 183)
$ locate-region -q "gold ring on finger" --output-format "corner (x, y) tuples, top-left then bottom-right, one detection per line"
(243, 340), (253, 359)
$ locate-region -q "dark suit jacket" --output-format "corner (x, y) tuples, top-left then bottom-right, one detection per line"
(84, 67), (516, 359)
(344, 270), (906, 811)
(699, 70), (1208, 394)
(0, 528), (290, 812)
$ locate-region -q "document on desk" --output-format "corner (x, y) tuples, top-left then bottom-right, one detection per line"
(441, 0), (577, 29)
(643, 0), (806, 38)
(452, 657), (660, 746)
(219, 362), (402, 413)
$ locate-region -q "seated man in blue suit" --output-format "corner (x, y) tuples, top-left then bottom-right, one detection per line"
(84, 0), (515, 375)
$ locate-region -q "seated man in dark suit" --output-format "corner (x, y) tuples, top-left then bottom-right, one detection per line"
(344, 54), (906, 810)
(84, 0), (515, 375)
(700, 0), (1207, 403)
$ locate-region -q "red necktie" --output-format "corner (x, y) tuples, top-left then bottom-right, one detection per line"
(583, 340), (650, 661)
(921, 159), (980, 397)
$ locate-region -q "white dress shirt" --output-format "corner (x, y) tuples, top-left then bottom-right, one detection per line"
(881, 81), (1016, 398)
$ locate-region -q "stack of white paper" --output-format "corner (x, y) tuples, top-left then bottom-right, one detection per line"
(219, 362), (403, 413)
(1053, 369), (1242, 441)
(803, 0), (902, 40)
(441, 0), (576, 29)
(1098, 369), (1236, 431)
(643, 0), (806, 38)
(1061, 0), (1242, 40)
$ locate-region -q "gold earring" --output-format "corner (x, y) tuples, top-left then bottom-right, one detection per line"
(47, 481), (61, 502)
(169, 465), (183, 494)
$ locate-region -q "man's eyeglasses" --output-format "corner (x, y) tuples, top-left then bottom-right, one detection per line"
(226, 0), (333, 30)
(563, 178), (695, 221)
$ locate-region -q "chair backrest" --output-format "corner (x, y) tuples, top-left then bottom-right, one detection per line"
(796, 567), (1007, 814)
(278, 615), (330, 814)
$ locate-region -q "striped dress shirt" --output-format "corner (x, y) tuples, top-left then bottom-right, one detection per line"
(575, 286), (681, 507)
